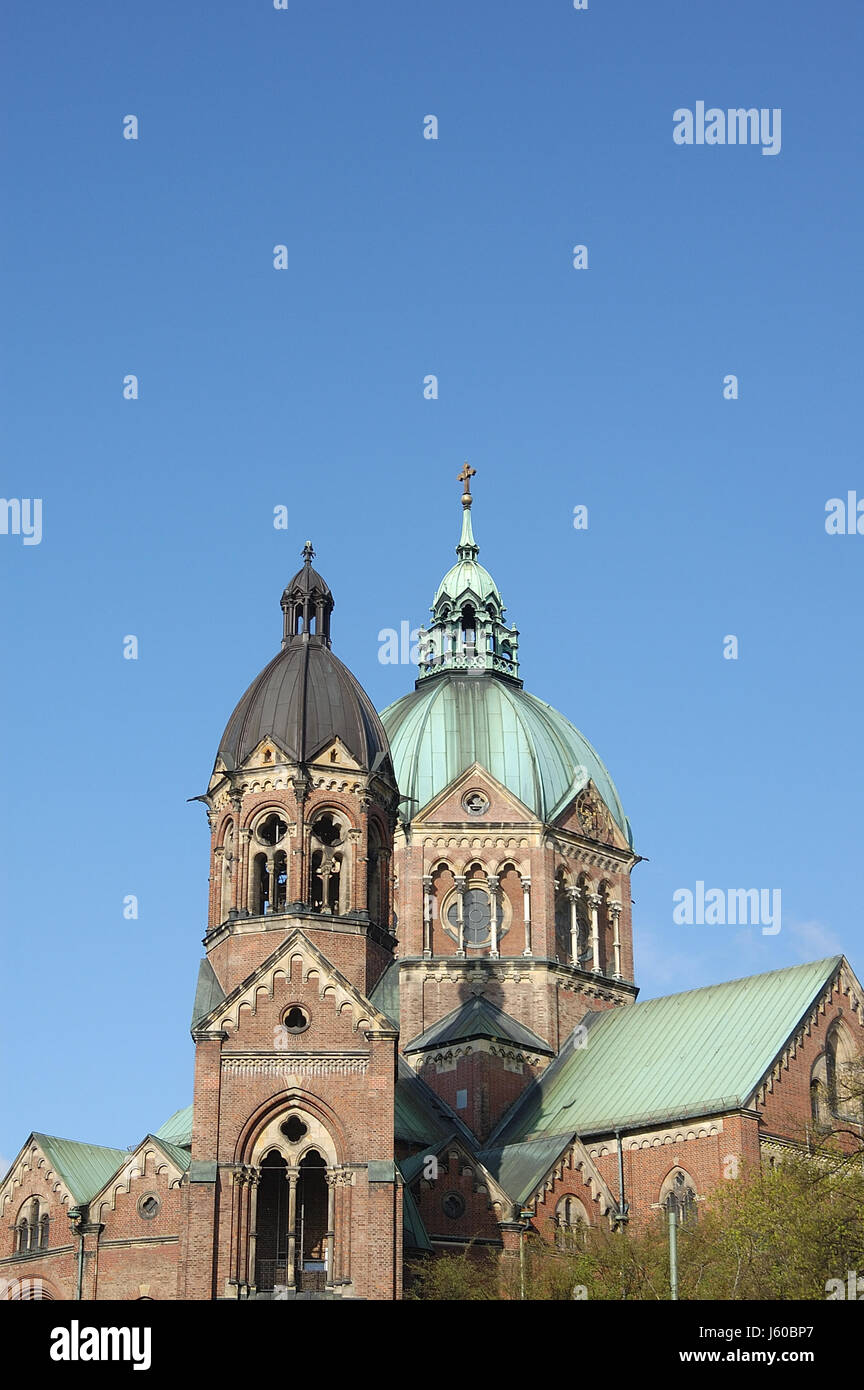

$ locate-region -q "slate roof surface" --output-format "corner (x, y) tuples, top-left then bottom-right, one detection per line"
(405, 995), (553, 1056)
(394, 1057), (476, 1149)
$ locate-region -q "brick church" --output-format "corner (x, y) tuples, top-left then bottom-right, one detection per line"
(3, 468), (863, 1300)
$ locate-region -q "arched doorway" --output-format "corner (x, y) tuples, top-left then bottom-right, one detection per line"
(254, 1148), (331, 1293)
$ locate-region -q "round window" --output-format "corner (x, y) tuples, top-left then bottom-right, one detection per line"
(442, 1191), (465, 1220)
(445, 886), (503, 946)
(282, 1005), (310, 1033)
(138, 1194), (160, 1221)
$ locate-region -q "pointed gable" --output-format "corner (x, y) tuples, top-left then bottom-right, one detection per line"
(194, 927), (397, 1039)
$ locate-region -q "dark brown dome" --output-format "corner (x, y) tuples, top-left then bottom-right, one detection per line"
(217, 640), (392, 773)
(217, 549), (392, 775)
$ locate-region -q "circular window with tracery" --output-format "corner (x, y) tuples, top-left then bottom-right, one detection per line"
(442, 1191), (465, 1220)
(442, 883), (508, 947)
(138, 1194), (160, 1221)
(462, 790), (489, 817)
(282, 1005), (310, 1033)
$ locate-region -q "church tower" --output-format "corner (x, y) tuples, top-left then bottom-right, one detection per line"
(381, 471), (641, 1141)
(183, 546), (402, 1300)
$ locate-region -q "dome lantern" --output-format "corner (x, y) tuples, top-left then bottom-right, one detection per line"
(280, 541), (334, 649)
(416, 466), (520, 684)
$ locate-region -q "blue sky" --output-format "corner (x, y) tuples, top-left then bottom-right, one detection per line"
(1, 0), (861, 1166)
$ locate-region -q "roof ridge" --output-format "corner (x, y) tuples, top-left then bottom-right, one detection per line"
(632, 955), (843, 1007)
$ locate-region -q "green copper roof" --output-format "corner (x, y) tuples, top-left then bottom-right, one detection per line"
(433, 491), (499, 606)
(148, 1136), (192, 1173)
(32, 1134), (128, 1205)
(405, 996), (553, 1056)
(480, 957), (843, 1203)
(380, 672), (630, 835)
(154, 1105), (193, 1148)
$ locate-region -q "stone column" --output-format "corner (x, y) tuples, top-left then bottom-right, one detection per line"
(290, 773), (308, 905)
(247, 1169), (260, 1291)
(286, 1170), (298, 1288)
(568, 886), (582, 966)
(522, 877), (532, 956)
(342, 1174), (353, 1285)
(267, 854), (277, 915)
(238, 827), (253, 916)
(610, 899), (623, 979)
(422, 875), (433, 958)
(487, 874), (500, 958)
(212, 845), (224, 926)
(232, 1171), (246, 1289)
(454, 875), (466, 956)
(325, 1173), (337, 1288)
(587, 892), (602, 974)
(355, 793), (371, 916)
(229, 796), (242, 912)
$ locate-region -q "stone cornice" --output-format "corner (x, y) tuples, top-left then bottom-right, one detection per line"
(203, 909), (397, 955)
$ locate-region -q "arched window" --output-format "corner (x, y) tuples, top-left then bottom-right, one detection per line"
(813, 1023), (862, 1126)
(367, 821), (388, 926)
(220, 821), (234, 922)
(15, 1199), (41, 1253)
(554, 1195), (588, 1250)
(273, 850), (288, 913)
(39, 1214), (49, 1249)
(554, 869), (571, 962)
(662, 1170), (697, 1226)
(574, 873), (592, 967)
(309, 813), (347, 915)
(252, 852), (269, 916)
(461, 604), (476, 653)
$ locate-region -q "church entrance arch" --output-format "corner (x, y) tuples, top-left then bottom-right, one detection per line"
(244, 1103), (344, 1295)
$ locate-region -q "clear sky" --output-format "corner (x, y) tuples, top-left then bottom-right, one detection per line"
(1, 0), (861, 1167)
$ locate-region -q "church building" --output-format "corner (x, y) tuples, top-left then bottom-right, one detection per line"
(2, 469), (863, 1300)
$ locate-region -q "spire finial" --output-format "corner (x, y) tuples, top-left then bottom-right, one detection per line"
(302, 540), (315, 564)
(458, 462), (476, 507)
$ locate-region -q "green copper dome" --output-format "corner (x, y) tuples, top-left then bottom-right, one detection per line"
(380, 673), (629, 838)
(383, 469), (632, 842)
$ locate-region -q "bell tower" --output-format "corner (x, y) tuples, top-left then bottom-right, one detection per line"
(203, 543), (398, 997)
(183, 546), (403, 1301)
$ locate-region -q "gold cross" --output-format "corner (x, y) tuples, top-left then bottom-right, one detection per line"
(458, 462), (476, 493)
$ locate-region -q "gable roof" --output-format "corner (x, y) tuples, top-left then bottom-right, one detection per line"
(480, 956), (846, 1204)
(31, 1134), (128, 1206)
(405, 996), (553, 1056)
